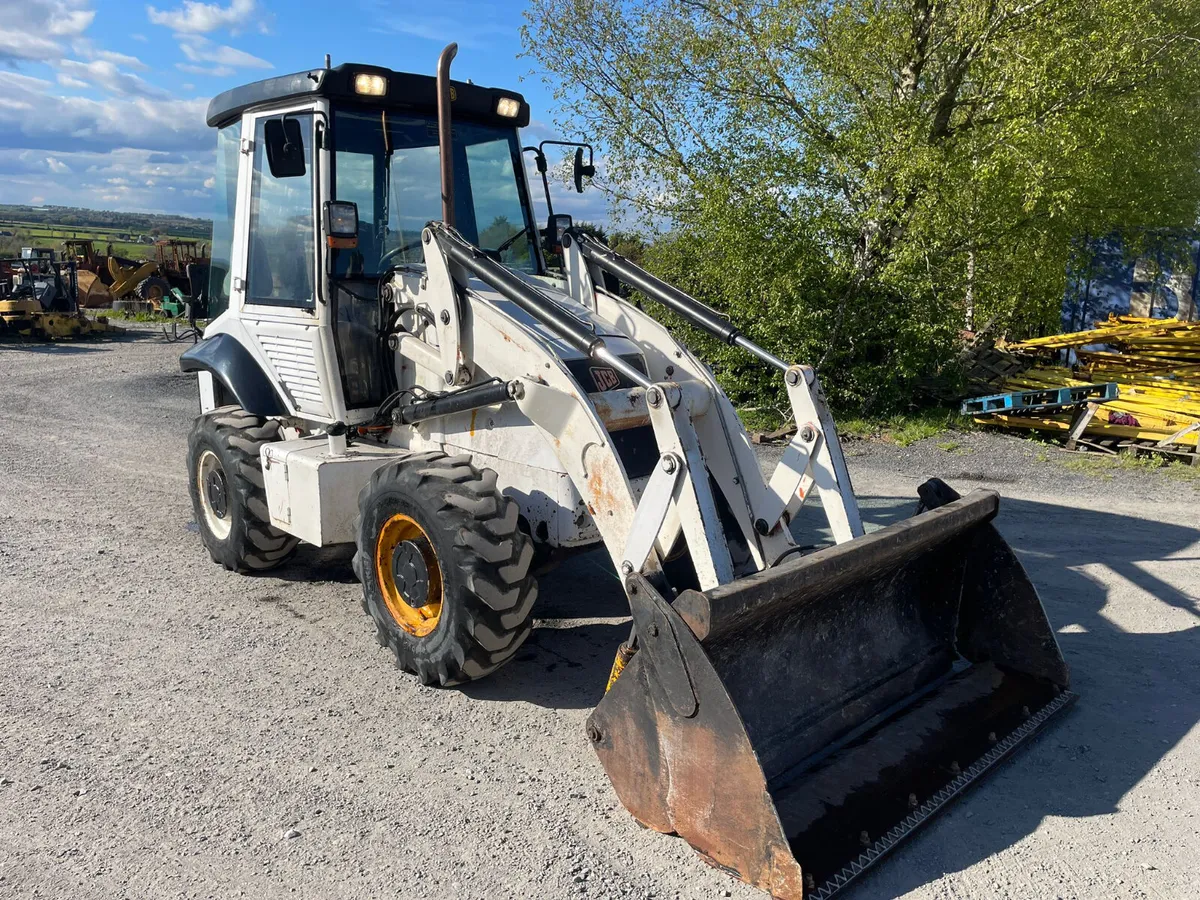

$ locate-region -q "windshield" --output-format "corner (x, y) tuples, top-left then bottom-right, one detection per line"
(330, 108), (537, 276)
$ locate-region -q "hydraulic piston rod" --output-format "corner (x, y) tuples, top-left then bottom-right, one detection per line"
(431, 224), (652, 389)
(571, 231), (789, 372)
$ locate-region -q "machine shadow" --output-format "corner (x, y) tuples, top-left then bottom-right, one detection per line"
(273, 543), (359, 584)
(1, 329), (157, 354)
(467, 488), (1200, 890)
(463, 550), (632, 710)
(1, 340), (114, 354)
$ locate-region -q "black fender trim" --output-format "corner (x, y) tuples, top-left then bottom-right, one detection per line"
(180, 333), (288, 417)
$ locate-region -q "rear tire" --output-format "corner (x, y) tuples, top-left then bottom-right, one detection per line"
(186, 406), (298, 572)
(354, 452), (538, 686)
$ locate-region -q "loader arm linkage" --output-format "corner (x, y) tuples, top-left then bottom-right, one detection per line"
(420, 223), (1073, 900)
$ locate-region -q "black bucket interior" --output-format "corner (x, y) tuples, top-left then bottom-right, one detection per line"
(675, 491), (1073, 896)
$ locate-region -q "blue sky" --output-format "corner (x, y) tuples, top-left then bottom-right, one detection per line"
(0, 0), (608, 223)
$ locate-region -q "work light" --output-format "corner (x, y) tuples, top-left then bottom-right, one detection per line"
(354, 73), (387, 96)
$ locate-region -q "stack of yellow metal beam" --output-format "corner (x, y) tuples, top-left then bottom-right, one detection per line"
(976, 316), (1200, 455)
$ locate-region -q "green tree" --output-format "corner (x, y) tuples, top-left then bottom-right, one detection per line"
(572, 220), (609, 243)
(524, 0), (1200, 411)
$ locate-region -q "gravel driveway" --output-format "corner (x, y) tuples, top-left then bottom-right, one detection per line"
(2, 331), (1198, 900)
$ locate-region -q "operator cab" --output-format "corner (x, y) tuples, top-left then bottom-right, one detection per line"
(202, 63), (539, 421)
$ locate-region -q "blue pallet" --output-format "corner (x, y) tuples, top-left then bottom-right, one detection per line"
(961, 381), (1119, 415)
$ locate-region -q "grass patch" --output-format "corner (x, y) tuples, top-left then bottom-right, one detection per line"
(737, 406), (790, 435)
(838, 408), (975, 447)
(96, 309), (203, 324)
(1056, 450), (1200, 483)
(736, 405), (974, 446)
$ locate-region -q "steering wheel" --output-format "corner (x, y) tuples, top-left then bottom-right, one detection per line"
(378, 238), (425, 269)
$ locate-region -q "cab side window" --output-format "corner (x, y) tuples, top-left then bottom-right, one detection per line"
(246, 113), (315, 308)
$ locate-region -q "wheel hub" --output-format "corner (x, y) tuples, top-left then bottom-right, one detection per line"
(374, 513), (444, 637)
(204, 467), (228, 519)
(195, 448), (233, 541)
(390, 540), (430, 609)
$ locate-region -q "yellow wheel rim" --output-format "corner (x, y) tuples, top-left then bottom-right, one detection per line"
(374, 514), (443, 637)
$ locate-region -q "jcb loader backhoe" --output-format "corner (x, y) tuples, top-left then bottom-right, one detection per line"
(180, 45), (1074, 899)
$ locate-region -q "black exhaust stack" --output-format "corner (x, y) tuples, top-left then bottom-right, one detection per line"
(436, 42), (458, 227)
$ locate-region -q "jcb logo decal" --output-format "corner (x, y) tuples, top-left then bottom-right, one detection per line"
(590, 367), (621, 392)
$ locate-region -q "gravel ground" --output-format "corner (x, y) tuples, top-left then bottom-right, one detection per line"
(1, 331), (1198, 900)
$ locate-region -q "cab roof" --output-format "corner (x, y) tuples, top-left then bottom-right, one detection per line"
(205, 62), (530, 129)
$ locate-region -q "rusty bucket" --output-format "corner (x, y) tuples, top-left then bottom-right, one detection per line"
(588, 482), (1075, 899)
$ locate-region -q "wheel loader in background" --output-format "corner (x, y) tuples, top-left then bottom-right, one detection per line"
(63, 238), (158, 308)
(180, 45), (1074, 899)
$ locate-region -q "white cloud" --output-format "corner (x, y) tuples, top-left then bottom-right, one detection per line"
(92, 49), (149, 70)
(47, 3), (94, 35)
(0, 0), (94, 62)
(58, 59), (169, 98)
(0, 32), (63, 63)
(146, 0), (268, 35)
(46, 156), (70, 173)
(203, 176), (215, 189)
(368, 1), (510, 50)
(178, 36), (270, 69)
(176, 62), (236, 77)
(0, 145), (218, 215)
(0, 70), (209, 155)
(57, 74), (91, 89)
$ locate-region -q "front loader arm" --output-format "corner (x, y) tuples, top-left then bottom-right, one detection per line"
(565, 229), (865, 555)
(403, 225), (664, 581)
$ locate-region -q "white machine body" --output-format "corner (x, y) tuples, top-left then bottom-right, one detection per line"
(191, 80), (865, 593)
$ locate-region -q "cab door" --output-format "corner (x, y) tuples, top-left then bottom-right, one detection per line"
(232, 105), (343, 422)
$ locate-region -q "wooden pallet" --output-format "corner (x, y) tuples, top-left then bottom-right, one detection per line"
(961, 382), (1118, 416)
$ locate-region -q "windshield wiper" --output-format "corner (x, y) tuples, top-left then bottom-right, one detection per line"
(488, 224), (535, 256)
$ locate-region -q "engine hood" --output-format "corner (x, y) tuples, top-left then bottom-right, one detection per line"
(461, 272), (643, 363)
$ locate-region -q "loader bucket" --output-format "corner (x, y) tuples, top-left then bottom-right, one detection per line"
(76, 270), (113, 308)
(588, 485), (1074, 900)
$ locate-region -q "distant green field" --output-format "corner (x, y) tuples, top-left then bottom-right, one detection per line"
(0, 220), (210, 261)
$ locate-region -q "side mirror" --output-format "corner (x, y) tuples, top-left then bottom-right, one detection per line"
(324, 201), (359, 249)
(544, 214), (573, 254)
(573, 147), (595, 193)
(264, 117), (306, 178)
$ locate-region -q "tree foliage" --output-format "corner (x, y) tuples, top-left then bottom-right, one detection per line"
(523, 0), (1200, 411)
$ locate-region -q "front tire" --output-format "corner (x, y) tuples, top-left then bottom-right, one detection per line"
(186, 407), (298, 572)
(354, 452), (538, 686)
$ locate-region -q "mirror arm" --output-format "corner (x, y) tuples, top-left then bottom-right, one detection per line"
(522, 146), (555, 221)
